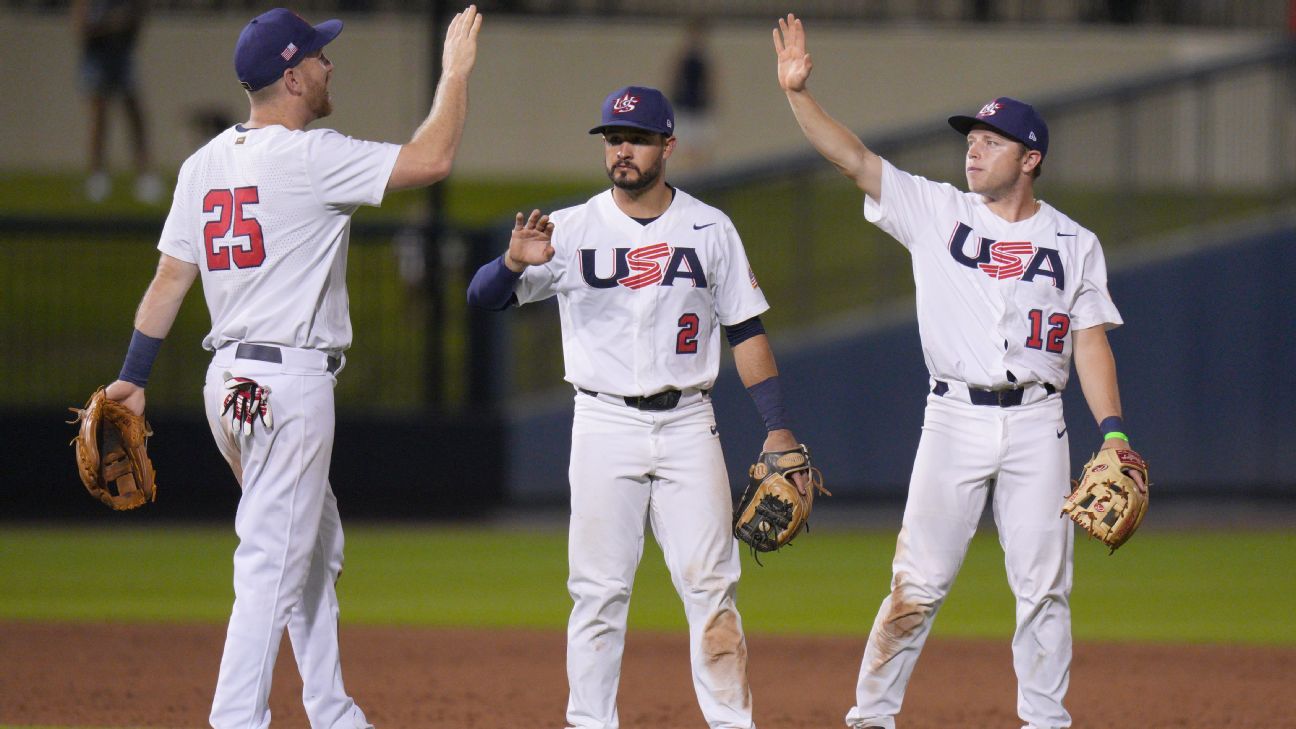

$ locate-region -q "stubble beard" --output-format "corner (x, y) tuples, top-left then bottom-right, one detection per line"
(607, 157), (663, 194)
(308, 82), (333, 120)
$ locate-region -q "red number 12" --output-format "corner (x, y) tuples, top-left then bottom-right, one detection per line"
(1025, 309), (1070, 353)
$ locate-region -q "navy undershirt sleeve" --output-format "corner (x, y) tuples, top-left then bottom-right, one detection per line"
(467, 255), (522, 311)
(723, 316), (766, 347)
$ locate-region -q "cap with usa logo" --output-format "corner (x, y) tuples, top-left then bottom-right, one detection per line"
(948, 97), (1049, 156)
(589, 86), (675, 136)
(234, 8), (342, 92)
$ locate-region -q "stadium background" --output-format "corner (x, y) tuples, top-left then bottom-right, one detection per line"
(1, 2), (1294, 727)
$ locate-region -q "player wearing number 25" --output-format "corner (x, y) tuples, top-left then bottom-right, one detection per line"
(468, 86), (809, 729)
(100, 6), (484, 728)
(773, 14), (1145, 729)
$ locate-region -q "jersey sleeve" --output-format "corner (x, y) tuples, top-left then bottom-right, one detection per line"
(157, 157), (199, 263)
(1069, 233), (1123, 331)
(305, 129), (402, 209)
(712, 219), (770, 326)
(863, 159), (956, 250)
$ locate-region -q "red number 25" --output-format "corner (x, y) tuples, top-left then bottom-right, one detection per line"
(204, 187), (265, 270)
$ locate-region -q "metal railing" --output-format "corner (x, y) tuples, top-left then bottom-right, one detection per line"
(4, 41), (1294, 414)
(495, 40), (1296, 398)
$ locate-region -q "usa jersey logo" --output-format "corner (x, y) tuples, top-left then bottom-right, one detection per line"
(948, 222), (1065, 289)
(580, 244), (708, 290)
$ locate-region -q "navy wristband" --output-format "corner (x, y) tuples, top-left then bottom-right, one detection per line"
(747, 376), (792, 432)
(119, 329), (163, 387)
(1099, 415), (1125, 435)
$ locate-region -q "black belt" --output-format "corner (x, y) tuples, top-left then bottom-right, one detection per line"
(579, 387), (708, 411)
(933, 380), (1056, 407)
(236, 343), (341, 374)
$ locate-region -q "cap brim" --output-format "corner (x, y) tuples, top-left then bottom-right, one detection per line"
(306, 19), (343, 53)
(589, 121), (672, 136)
(948, 114), (982, 136)
(948, 114), (1030, 148)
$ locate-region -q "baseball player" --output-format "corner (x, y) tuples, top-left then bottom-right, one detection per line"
(772, 15), (1145, 729)
(467, 85), (808, 729)
(100, 7), (483, 728)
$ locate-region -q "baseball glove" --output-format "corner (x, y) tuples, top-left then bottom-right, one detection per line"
(67, 387), (157, 510)
(733, 444), (829, 558)
(1061, 447), (1149, 553)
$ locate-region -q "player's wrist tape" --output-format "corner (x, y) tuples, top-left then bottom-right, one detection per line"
(1099, 415), (1126, 442)
(119, 329), (163, 387)
(748, 375), (792, 432)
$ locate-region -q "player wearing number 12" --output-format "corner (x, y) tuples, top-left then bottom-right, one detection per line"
(468, 85), (811, 729)
(773, 14), (1146, 729)
(99, 6), (484, 728)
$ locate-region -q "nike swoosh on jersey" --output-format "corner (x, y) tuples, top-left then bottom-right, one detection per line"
(1056, 427), (1068, 438)
(1056, 232), (1078, 237)
(693, 223), (716, 230)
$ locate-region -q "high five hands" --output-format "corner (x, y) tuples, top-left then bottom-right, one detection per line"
(442, 5), (483, 77)
(773, 14), (813, 93)
(503, 209), (556, 272)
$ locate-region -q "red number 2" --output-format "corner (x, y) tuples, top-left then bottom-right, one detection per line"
(203, 187), (265, 270)
(676, 313), (700, 354)
(1025, 309), (1070, 353)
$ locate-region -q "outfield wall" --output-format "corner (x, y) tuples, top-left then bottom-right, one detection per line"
(507, 213), (1296, 501)
(0, 10), (1273, 177)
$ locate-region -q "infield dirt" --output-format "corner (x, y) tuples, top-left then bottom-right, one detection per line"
(2, 622), (1294, 728)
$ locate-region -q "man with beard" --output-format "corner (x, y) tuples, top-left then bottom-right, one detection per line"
(99, 7), (484, 727)
(466, 85), (810, 729)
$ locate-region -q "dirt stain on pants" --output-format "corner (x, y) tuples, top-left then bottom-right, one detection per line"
(869, 572), (933, 672)
(701, 607), (751, 710)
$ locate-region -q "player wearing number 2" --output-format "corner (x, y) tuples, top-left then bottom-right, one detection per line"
(468, 85), (808, 729)
(100, 7), (483, 727)
(773, 14), (1145, 729)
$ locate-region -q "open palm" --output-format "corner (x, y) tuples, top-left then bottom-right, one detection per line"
(773, 14), (813, 92)
(508, 209), (555, 268)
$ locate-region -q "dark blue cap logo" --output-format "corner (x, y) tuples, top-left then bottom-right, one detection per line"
(589, 86), (675, 136)
(949, 97), (1049, 156)
(234, 8), (343, 92)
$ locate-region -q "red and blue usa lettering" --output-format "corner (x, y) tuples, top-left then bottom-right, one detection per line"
(947, 222), (1065, 289)
(580, 244), (708, 290)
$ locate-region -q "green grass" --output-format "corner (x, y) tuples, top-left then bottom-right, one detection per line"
(1, 524), (1292, 645)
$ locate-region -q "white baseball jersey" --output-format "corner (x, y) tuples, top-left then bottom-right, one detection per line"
(514, 188), (769, 396)
(865, 159), (1121, 390)
(158, 125), (400, 355)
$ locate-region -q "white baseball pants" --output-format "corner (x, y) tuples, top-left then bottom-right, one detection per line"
(204, 346), (371, 729)
(565, 391), (754, 729)
(846, 391), (1074, 729)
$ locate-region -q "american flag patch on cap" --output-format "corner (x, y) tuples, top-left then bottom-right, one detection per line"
(280, 42), (298, 61)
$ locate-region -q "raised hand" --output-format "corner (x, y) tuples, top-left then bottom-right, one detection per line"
(504, 209), (556, 271)
(773, 13), (813, 93)
(442, 5), (483, 77)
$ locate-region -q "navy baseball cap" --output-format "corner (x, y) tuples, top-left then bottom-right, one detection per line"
(234, 8), (342, 92)
(589, 86), (675, 136)
(949, 97), (1049, 156)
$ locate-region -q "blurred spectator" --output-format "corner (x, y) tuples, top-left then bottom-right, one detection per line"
(73, 0), (161, 203)
(668, 17), (716, 170)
